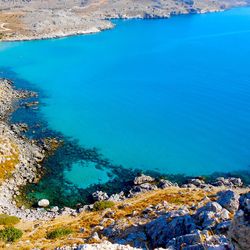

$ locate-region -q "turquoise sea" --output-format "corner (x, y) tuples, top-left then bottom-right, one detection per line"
(0, 7), (250, 206)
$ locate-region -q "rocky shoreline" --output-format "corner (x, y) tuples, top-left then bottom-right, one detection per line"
(0, 78), (60, 220)
(0, 78), (249, 249)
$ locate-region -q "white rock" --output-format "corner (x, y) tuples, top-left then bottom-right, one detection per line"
(38, 199), (50, 207)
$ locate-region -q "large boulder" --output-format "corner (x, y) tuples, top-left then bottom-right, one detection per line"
(212, 177), (243, 188)
(196, 202), (223, 214)
(146, 210), (196, 248)
(108, 192), (126, 202)
(194, 202), (230, 230)
(92, 191), (109, 201)
(217, 190), (240, 213)
(115, 231), (147, 249)
(38, 199), (50, 208)
(229, 192), (250, 250)
(128, 183), (158, 197)
(133, 174), (155, 185)
(158, 179), (178, 189)
(188, 178), (205, 187)
(166, 232), (203, 249)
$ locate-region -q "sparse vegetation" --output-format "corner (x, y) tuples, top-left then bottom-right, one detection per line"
(46, 228), (73, 239)
(93, 200), (115, 211)
(0, 214), (20, 226)
(0, 138), (19, 180)
(0, 227), (23, 242)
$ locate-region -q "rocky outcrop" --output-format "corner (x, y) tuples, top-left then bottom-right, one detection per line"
(101, 189), (246, 249)
(158, 179), (178, 189)
(212, 177), (243, 188)
(229, 192), (250, 250)
(92, 191), (109, 201)
(146, 209), (196, 248)
(217, 190), (240, 212)
(133, 174), (155, 185)
(57, 240), (141, 249)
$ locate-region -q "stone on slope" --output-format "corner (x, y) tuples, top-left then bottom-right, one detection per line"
(229, 192), (250, 250)
(146, 209), (196, 248)
(216, 190), (240, 213)
(92, 191), (109, 201)
(38, 199), (50, 207)
(133, 174), (155, 185)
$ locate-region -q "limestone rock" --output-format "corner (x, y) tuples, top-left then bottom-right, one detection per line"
(128, 183), (158, 197)
(166, 232), (203, 249)
(108, 192), (126, 202)
(133, 174), (155, 185)
(146, 211), (196, 248)
(158, 179), (178, 189)
(92, 191), (109, 201)
(38, 199), (50, 208)
(229, 192), (250, 250)
(67, 241), (142, 249)
(217, 190), (240, 213)
(212, 177), (243, 188)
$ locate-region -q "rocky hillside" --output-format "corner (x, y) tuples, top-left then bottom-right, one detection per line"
(5, 179), (250, 249)
(0, 0), (250, 41)
(0, 79), (249, 249)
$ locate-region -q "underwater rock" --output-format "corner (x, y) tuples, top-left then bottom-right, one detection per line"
(24, 101), (39, 108)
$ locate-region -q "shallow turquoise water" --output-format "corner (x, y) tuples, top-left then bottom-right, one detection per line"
(1, 8), (250, 190)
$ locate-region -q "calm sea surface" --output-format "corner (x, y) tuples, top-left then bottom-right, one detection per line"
(0, 8), (250, 197)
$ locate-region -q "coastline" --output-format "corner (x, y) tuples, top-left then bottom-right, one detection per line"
(0, 22), (114, 42)
(0, 3), (250, 247)
(0, 79), (60, 220)
(0, 78), (249, 249)
(0, 2), (249, 42)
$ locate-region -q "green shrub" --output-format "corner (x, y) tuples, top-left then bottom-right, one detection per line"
(0, 214), (20, 226)
(0, 227), (23, 242)
(46, 228), (73, 239)
(93, 200), (115, 211)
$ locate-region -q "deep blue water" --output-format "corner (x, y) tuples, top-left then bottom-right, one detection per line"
(1, 8), (250, 195)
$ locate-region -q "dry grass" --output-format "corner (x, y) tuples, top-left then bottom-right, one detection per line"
(0, 138), (19, 181)
(0, 11), (26, 39)
(4, 187), (216, 250)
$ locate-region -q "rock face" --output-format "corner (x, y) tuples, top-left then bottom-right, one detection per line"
(146, 209), (196, 248)
(217, 190), (240, 212)
(229, 192), (250, 250)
